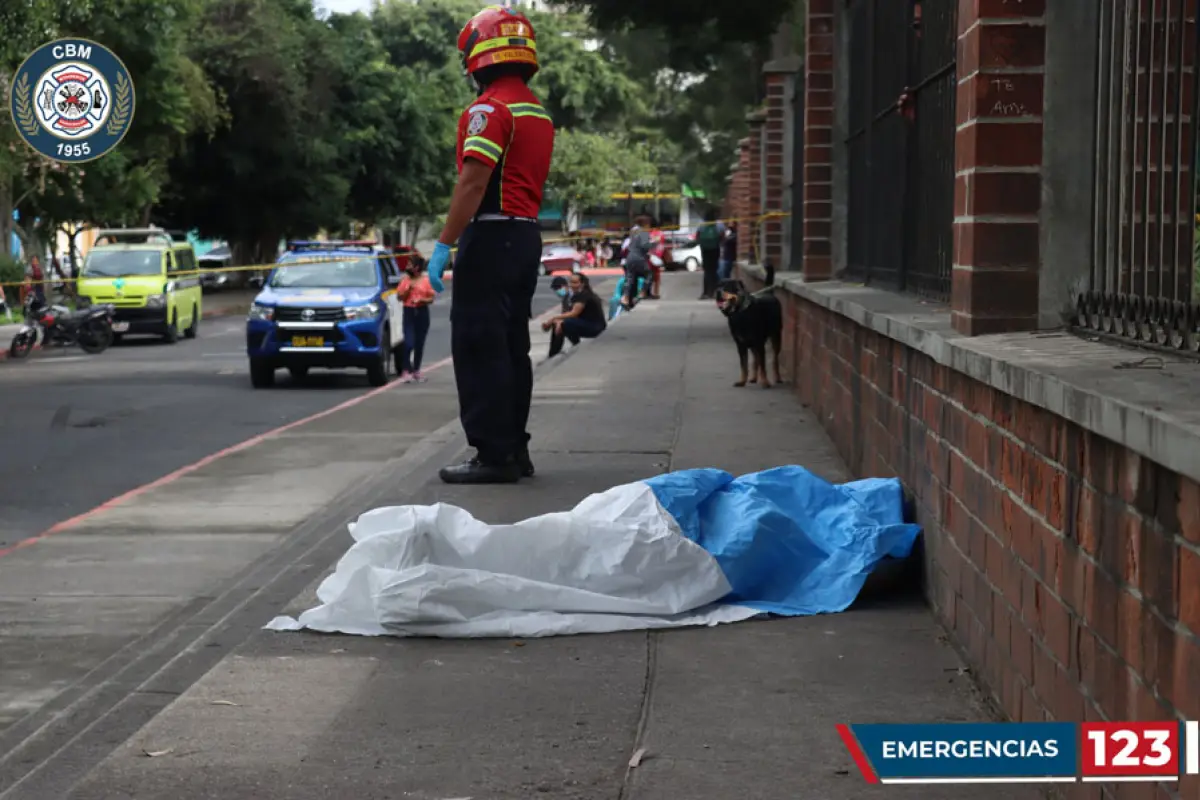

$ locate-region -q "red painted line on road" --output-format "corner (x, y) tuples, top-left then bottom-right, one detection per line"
(0, 355), (454, 561)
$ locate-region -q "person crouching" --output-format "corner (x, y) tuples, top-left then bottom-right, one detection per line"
(544, 273), (606, 357)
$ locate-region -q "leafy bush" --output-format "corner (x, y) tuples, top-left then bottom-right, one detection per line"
(0, 253), (24, 311)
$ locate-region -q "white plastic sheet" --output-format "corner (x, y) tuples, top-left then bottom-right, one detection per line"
(267, 482), (761, 638)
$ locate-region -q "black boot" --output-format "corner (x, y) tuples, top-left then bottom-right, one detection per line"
(517, 448), (535, 478)
(439, 455), (521, 485)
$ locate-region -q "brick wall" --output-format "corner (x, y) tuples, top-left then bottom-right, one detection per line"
(743, 273), (1200, 799)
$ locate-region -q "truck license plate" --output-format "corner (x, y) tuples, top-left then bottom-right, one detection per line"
(291, 335), (325, 347)
(111, 322), (130, 333)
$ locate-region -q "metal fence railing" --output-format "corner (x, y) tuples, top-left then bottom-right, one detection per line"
(1076, 0), (1200, 351)
(845, 0), (956, 302)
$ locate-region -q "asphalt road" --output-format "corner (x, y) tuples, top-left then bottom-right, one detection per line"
(0, 278), (567, 549)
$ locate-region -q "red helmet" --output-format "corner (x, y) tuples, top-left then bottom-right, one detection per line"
(457, 5), (539, 77)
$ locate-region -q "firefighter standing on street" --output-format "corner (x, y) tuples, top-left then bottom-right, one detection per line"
(424, 5), (555, 485)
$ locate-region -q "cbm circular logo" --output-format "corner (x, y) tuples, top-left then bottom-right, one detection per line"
(9, 39), (135, 164)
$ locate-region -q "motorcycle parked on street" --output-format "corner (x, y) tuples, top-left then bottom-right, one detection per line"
(7, 293), (116, 359)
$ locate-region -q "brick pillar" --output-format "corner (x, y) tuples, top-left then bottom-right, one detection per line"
(763, 56), (802, 270)
(736, 137), (753, 264)
(950, 4), (1046, 335)
(746, 110), (766, 263)
(801, 0), (835, 280)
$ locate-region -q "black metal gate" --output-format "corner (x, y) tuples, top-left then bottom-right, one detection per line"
(845, 0), (957, 301)
(1075, 0), (1200, 354)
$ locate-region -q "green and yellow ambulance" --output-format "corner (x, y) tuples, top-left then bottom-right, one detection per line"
(75, 229), (203, 343)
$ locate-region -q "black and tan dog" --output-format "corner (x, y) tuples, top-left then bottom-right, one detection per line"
(715, 272), (783, 388)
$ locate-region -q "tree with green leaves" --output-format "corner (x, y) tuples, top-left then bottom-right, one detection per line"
(154, 0), (355, 264)
(544, 129), (655, 231)
(1, 0), (217, 260)
(556, 0), (796, 71)
(0, 0), (789, 262)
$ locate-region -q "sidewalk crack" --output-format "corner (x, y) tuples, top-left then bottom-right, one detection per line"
(617, 629), (660, 800)
(617, 312), (692, 799)
(663, 310), (694, 473)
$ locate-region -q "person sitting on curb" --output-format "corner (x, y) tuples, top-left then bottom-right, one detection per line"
(544, 275), (571, 357)
(543, 273), (606, 358)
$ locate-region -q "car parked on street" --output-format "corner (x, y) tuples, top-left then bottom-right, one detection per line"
(245, 241), (405, 388)
(539, 243), (583, 276)
(668, 232), (701, 272)
(199, 245), (237, 291)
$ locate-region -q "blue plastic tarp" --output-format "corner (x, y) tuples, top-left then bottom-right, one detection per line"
(646, 467), (920, 616)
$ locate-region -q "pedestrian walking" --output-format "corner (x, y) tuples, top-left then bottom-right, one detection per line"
(28, 255), (45, 305)
(424, 5), (555, 485)
(622, 216), (653, 311)
(646, 221), (665, 300)
(696, 208), (723, 299)
(718, 220), (738, 282)
(397, 256), (435, 383)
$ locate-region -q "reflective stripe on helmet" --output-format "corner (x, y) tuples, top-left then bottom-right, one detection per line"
(469, 36), (537, 60)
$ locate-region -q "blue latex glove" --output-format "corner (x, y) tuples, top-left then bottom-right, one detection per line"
(427, 242), (450, 293)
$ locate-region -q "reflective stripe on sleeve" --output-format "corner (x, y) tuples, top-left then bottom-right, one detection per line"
(508, 102), (552, 122)
(463, 135), (504, 164)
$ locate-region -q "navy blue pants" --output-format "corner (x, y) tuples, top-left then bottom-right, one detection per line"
(548, 317), (604, 357)
(450, 220), (540, 464)
(401, 304), (430, 373)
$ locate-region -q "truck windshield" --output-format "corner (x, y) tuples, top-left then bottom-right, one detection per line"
(81, 250), (163, 277)
(269, 257), (378, 289)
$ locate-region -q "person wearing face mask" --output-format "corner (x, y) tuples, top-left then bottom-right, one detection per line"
(425, 5), (555, 485)
(543, 273), (606, 358)
(546, 275), (571, 356)
(550, 275), (571, 311)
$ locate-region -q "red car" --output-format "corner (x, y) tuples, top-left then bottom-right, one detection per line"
(539, 243), (583, 276)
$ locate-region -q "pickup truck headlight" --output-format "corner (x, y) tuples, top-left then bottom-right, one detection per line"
(343, 302), (381, 321)
(145, 293), (166, 309)
(248, 303), (274, 321)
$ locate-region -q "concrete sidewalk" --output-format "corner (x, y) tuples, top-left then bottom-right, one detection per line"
(53, 274), (1037, 800)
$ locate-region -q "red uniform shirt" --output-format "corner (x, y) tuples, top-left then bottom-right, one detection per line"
(455, 75), (555, 219)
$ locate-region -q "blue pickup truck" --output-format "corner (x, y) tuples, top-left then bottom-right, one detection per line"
(245, 241), (406, 388)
